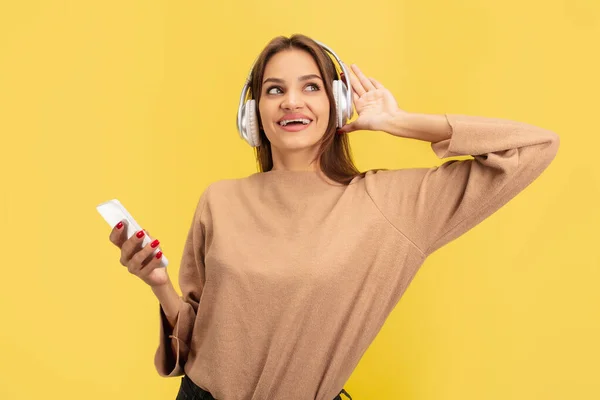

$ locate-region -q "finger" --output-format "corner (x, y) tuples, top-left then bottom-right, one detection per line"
(139, 239), (161, 270)
(351, 64), (376, 92)
(346, 64), (366, 97)
(129, 238), (161, 274)
(352, 91), (360, 107)
(109, 220), (127, 248)
(119, 229), (147, 267)
(339, 62), (351, 88)
(369, 77), (384, 89)
(337, 121), (357, 135)
(138, 251), (164, 279)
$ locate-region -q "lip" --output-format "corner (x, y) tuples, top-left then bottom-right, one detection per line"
(277, 113), (313, 123)
(278, 120), (312, 132)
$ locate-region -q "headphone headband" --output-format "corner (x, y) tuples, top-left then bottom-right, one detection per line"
(236, 40), (352, 137)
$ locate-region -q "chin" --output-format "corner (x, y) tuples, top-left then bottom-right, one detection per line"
(267, 127), (325, 152)
(279, 136), (321, 151)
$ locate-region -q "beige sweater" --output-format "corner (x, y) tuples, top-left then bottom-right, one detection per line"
(154, 114), (559, 400)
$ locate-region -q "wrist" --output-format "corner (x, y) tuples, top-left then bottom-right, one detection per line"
(151, 276), (181, 324)
(383, 111), (452, 143)
(381, 110), (413, 137)
(151, 275), (174, 298)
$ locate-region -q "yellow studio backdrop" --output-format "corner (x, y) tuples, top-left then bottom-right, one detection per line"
(0, 0), (598, 399)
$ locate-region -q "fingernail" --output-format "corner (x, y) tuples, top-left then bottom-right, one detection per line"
(336, 129), (343, 135)
(136, 230), (145, 239)
(116, 221), (123, 229)
(156, 251), (163, 259)
(151, 239), (160, 248)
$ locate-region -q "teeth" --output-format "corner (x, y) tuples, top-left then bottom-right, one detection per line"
(279, 118), (311, 126)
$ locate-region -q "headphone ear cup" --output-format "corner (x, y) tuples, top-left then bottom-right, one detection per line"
(243, 99), (261, 147)
(332, 80), (342, 128)
(332, 80), (349, 128)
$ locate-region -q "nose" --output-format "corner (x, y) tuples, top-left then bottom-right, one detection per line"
(281, 90), (304, 110)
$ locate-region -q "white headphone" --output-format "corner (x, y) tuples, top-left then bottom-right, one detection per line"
(236, 40), (353, 147)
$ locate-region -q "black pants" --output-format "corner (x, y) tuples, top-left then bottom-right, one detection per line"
(176, 375), (352, 400)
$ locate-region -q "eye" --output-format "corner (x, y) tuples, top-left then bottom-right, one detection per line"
(266, 86), (283, 95)
(265, 83), (321, 95)
(306, 83), (320, 92)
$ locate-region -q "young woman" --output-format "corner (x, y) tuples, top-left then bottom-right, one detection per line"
(109, 34), (559, 400)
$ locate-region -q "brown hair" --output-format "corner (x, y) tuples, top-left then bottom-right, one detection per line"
(249, 34), (367, 185)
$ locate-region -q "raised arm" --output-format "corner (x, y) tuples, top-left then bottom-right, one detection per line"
(366, 112), (559, 255)
(341, 63), (560, 256)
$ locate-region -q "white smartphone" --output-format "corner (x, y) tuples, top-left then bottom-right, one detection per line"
(96, 199), (168, 267)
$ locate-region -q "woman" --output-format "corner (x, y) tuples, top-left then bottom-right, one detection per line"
(109, 34), (559, 400)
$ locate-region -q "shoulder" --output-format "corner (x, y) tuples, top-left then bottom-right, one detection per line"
(359, 167), (430, 186)
(188, 176), (250, 225)
(197, 173), (261, 204)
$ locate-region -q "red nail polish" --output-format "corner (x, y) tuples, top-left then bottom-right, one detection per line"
(136, 230), (145, 239)
(156, 251), (163, 259)
(151, 239), (160, 248)
(116, 221), (123, 229)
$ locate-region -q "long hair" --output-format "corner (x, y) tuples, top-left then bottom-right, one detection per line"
(248, 34), (367, 185)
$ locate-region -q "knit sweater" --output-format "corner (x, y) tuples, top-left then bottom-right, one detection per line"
(154, 114), (559, 400)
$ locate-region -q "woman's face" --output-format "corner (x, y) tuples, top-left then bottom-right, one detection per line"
(258, 48), (330, 159)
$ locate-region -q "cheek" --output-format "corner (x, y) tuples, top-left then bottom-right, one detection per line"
(315, 97), (331, 122)
(258, 102), (273, 125)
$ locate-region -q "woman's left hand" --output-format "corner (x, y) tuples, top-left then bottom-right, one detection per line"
(337, 64), (408, 135)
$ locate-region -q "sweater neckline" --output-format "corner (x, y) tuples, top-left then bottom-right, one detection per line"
(256, 169), (346, 187)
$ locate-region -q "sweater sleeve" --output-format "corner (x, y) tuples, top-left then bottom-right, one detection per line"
(154, 185), (211, 377)
(365, 113), (560, 256)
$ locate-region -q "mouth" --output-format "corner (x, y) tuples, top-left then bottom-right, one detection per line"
(277, 118), (313, 132)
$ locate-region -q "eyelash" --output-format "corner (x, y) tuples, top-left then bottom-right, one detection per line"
(266, 83), (321, 95)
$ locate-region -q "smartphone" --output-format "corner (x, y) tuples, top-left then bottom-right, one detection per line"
(96, 199), (168, 267)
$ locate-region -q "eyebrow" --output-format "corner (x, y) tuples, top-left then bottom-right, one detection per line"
(262, 74), (323, 85)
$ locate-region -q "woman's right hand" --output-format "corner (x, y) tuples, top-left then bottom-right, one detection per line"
(109, 221), (169, 287)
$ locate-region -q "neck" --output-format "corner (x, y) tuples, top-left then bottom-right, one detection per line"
(271, 147), (321, 172)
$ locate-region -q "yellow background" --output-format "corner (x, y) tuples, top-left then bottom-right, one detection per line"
(1, 0), (598, 399)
